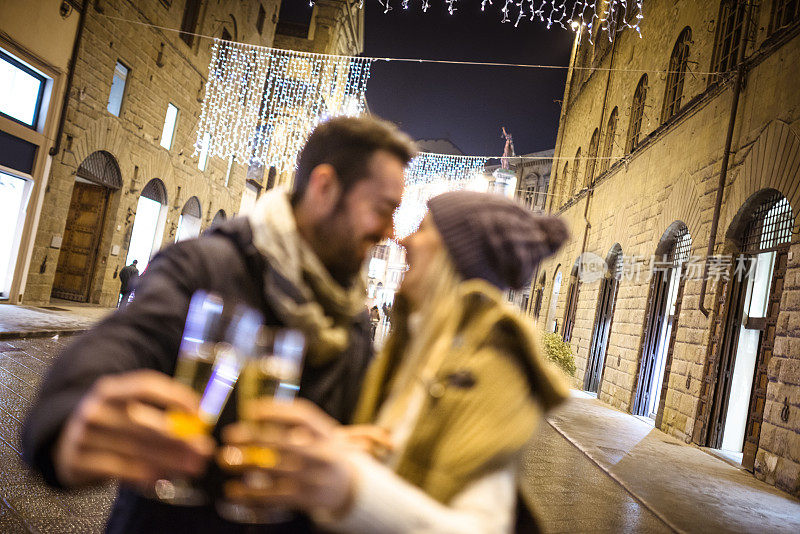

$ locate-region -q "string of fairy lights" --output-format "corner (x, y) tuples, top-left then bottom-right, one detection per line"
(331, 0), (645, 35)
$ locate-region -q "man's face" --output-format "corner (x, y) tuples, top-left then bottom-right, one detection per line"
(312, 150), (405, 284)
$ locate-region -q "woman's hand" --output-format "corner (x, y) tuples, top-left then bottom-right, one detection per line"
(336, 425), (394, 459)
(219, 398), (357, 517)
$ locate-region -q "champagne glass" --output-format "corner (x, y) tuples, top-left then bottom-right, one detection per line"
(155, 291), (262, 506)
(216, 327), (306, 524)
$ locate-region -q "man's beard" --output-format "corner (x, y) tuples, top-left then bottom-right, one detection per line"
(311, 210), (369, 287)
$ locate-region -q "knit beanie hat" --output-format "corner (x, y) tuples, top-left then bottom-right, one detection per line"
(427, 191), (569, 290)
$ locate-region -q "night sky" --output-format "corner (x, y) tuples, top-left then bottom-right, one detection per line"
(362, 2), (575, 157)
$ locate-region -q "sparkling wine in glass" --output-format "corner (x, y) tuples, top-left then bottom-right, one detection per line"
(155, 292), (261, 506)
(216, 327), (305, 524)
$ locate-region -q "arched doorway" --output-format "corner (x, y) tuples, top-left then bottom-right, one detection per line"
(706, 190), (794, 468)
(532, 271), (546, 320)
(210, 209), (227, 228)
(562, 257), (583, 343)
(546, 266), (562, 333)
(126, 178), (167, 271)
(632, 222), (692, 420)
(52, 151), (122, 302)
(584, 244), (622, 393)
(176, 196), (202, 242)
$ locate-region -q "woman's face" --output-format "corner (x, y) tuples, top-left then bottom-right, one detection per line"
(399, 216), (444, 305)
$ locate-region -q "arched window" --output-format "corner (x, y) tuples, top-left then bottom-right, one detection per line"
(127, 178), (168, 270)
(176, 196), (202, 242)
(662, 28), (692, 123)
(546, 267), (563, 333)
(559, 162), (569, 207)
(626, 75), (648, 153)
(710, 0), (746, 85)
(571, 148), (582, 195)
(211, 209), (227, 228)
(599, 107), (618, 174)
(771, 0), (800, 33)
(562, 258), (582, 343)
(585, 129), (600, 187)
(77, 150), (122, 190)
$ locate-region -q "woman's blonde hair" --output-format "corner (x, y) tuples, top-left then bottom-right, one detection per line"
(376, 247), (466, 413)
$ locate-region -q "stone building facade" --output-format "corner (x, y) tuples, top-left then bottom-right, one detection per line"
(508, 148), (554, 311)
(0, 0), (79, 303)
(0, 0), (362, 307)
(536, 0), (800, 496)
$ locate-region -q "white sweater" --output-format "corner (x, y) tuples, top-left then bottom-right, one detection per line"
(317, 451), (516, 533)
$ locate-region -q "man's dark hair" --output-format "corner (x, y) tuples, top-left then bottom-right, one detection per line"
(132, 260), (137, 265)
(291, 116), (416, 205)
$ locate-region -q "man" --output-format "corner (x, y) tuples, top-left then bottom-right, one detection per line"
(22, 116), (415, 533)
(117, 259), (139, 308)
(369, 305), (380, 340)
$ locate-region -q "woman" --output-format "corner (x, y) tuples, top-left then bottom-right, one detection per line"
(221, 191), (570, 532)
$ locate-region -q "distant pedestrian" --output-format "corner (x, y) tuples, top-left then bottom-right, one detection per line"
(369, 305), (380, 340)
(117, 260), (139, 308)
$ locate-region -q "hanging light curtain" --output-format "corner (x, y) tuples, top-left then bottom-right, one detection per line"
(197, 39), (372, 173)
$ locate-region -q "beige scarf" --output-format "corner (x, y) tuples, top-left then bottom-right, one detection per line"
(246, 189), (366, 365)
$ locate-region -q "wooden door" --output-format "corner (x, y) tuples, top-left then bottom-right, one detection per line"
(584, 276), (619, 393)
(52, 182), (109, 302)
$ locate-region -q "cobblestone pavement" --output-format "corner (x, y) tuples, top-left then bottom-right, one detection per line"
(0, 336), (115, 533)
(2, 335), (798, 533)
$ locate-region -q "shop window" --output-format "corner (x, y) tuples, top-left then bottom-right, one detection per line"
(0, 171), (32, 299)
(0, 49), (46, 129)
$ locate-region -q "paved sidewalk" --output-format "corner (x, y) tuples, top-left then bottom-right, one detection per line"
(522, 423), (672, 533)
(546, 393), (800, 534)
(0, 302), (113, 339)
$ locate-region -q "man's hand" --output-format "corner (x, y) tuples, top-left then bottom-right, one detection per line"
(218, 399), (357, 517)
(53, 370), (214, 489)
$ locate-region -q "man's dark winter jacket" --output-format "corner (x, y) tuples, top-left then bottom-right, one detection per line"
(118, 264), (139, 294)
(21, 218), (373, 533)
